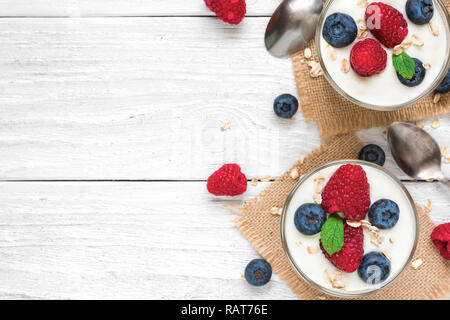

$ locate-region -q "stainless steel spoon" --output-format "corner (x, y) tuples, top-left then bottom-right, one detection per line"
(387, 121), (450, 188)
(264, 0), (323, 58)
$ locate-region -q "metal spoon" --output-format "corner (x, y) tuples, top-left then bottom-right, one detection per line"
(387, 121), (450, 188)
(264, 0), (323, 58)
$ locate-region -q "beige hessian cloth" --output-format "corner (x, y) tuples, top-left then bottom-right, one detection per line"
(291, 0), (450, 138)
(235, 133), (450, 299)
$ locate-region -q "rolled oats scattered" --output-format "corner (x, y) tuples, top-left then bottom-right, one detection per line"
(313, 175), (326, 194)
(445, 156), (450, 164)
(431, 118), (440, 128)
(307, 60), (324, 78)
(356, 18), (364, 23)
(251, 178), (258, 186)
(357, 28), (369, 39)
(411, 34), (424, 47)
(307, 246), (319, 254)
(260, 175), (272, 182)
(383, 251), (392, 261)
(325, 44), (337, 61)
(290, 167), (300, 180)
(318, 296), (326, 300)
(304, 48), (312, 59)
(299, 154), (306, 165)
(422, 62), (431, 70)
(357, 0), (368, 7)
(313, 194), (322, 205)
(296, 240), (303, 246)
(221, 120), (231, 131)
(346, 220), (362, 228)
(415, 121), (425, 129)
(382, 130), (387, 139)
(325, 269), (345, 289)
(270, 207), (282, 216)
(441, 147), (448, 157)
(426, 178), (434, 182)
(389, 237), (394, 244)
(411, 259), (423, 269)
(424, 199), (432, 213)
(340, 58), (350, 73)
(428, 21), (439, 36)
(433, 93), (441, 104)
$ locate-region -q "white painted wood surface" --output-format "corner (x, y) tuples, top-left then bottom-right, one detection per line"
(0, 2), (448, 299)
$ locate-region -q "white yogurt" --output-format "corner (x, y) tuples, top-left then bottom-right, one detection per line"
(319, 0), (448, 108)
(283, 163), (417, 295)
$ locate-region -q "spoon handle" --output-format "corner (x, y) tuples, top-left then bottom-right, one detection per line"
(439, 178), (450, 189)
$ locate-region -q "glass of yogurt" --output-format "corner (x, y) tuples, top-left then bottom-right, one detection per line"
(315, 0), (450, 111)
(280, 160), (419, 298)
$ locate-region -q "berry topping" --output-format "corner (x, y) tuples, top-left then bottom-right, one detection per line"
(320, 223), (364, 273)
(207, 164), (247, 196)
(350, 39), (387, 77)
(273, 94), (299, 119)
(368, 199), (400, 229)
(358, 144), (386, 166)
(294, 203), (327, 235)
(322, 13), (358, 48)
(204, 0), (246, 25)
(358, 252), (391, 284)
(365, 2), (408, 48)
(396, 57), (426, 87)
(321, 164), (371, 220)
(244, 259), (272, 286)
(435, 69), (450, 94)
(406, 0), (434, 25)
(430, 223), (450, 260)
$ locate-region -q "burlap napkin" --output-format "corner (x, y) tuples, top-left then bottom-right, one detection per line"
(235, 133), (450, 299)
(291, 0), (450, 138)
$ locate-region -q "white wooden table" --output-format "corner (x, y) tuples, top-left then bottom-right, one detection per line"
(0, 1), (448, 299)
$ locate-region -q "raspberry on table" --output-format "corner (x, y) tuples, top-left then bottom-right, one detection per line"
(321, 164), (371, 220)
(365, 2), (408, 48)
(207, 164), (247, 196)
(430, 222), (450, 260)
(320, 224), (364, 272)
(204, 0), (246, 25)
(350, 39), (387, 77)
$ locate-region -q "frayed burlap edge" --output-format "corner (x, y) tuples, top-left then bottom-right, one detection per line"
(235, 133), (450, 300)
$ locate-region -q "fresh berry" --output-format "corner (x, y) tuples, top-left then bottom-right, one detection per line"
(244, 259), (272, 286)
(321, 164), (371, 220)
(435, 69), (450, 94)
(207, 164), (247, 196)
(273, 94), (298, 119)
(204, 0), (246, 25)
(397, 58), (426, 87)
(350, 39), (387, 77)
(294, 203), (327, 235)
(368, 199), (400, 229)
(406, 0), (434, 25)
(320, 224), (364, 272)
(322, 13), (358, 48)
(430, 223), (450, 260)
(358, 252), (391, 284)
(358, 144), (386, 166)
(365, 2), (408, 48)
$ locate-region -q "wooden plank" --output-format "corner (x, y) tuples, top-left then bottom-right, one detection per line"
(0, 0), (277, 17)
(0, 17), (449, 180)
(0, 181), (446, 299)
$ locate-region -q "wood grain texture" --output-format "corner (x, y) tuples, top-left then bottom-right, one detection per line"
(0, 17), (448, 180)
(0, 181), (446, 299)
(0, 0), (279, 17)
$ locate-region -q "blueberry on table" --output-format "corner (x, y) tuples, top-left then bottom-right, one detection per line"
(406, 0), (434, 25)
(244, 259), (272, 286)
(397, 58), (426, 87)
(358, 144), (386, 166)
(368, 199), (400, 229)
(294, 203), (327, 235)
(322, 13), (357, 48)
(273, 94), (298, 119)
(358, 252), (391, 284)
(435, 69), (450, 94)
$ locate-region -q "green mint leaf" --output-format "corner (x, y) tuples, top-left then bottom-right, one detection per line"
(320, 213), (344, 255)
(392, 52), (415, 80)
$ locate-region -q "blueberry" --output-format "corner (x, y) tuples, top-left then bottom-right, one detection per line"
(435, 69), (450, 94)
(322, 13), (357, 48)
(273, 94), (298, 119)
(244, 259), (272, 286)
(294, 203), (327, 235)
(368, 199), (400, 229)
(406, 0), (434, 25)
(358, 252), (391, 284)
(358, 144), (386, 166)
(397, 58), (426, 87)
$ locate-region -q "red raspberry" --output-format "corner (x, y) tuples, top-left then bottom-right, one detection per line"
(430, 223), (450, 260)
(207, 164), (247, 196)
(320, 224), (364, 272)
(204, 0), (246, 25)
(365, 2), (408, 48)
(350, 39), (387, 77)
(321, 164), (371, 220)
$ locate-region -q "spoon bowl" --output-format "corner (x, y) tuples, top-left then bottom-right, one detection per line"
(264, 0), (323, 58)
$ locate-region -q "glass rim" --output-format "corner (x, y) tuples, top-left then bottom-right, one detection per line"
(280, 160), (420, 298)
(315, 0), (450, 111)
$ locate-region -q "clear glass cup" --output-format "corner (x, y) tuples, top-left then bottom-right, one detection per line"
(280, 160), (419, 298)
(315, 0), (450, 111)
